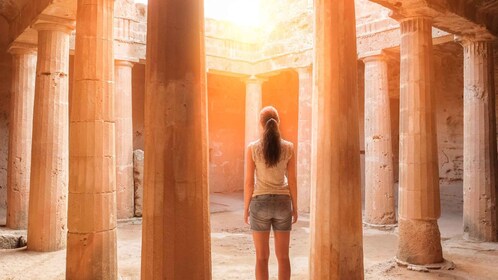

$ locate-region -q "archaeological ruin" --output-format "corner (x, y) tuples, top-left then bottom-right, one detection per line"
(0, 0), (498, 279)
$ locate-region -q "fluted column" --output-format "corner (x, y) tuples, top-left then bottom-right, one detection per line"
(397, 17), (443, 265)
(310, 0), (364, 279)
(27, 22), (72, 252)
(461, 39), (497, 242)
(6, 45), (37, 230)
(141, 0), (211, 279)
(296, 66), (312, 213)
(115, 60), (134, 219)
(362, 53), (396, 226)
(244, 75), (263, 148)
(66, 0), (117, 278)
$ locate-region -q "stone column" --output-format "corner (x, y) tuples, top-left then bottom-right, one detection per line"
(244, 75), (263, 148)
(6, 45), (37, 230)
(27, 22), (72, 252)
(66, 0), (117, 278)
(362, 53), (396, 226)
(310, 0), (364, 279)
(397, 17), (443, 265)
(461, 39), (497, 242)
(115, 60), (134, 219)
(141, 0), (211, 279)
(296, 66), (312, 213)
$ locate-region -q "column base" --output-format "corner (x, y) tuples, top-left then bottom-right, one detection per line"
(397, 218), (444, 265)
(363, 221), (397, 231)
(395, 257), (455, 271)
(463, 231), (498, 243)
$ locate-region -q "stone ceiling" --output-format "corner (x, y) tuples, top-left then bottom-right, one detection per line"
(0, 0), (29, 21)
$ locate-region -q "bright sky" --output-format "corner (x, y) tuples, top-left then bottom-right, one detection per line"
(133, 0), (261, 27)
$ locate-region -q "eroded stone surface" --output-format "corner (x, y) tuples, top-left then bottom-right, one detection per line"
(133, 149), (143, 217)
(6, 47), (36, 230)
(27, 22), (72, 252)
(310, 0), (364, 278)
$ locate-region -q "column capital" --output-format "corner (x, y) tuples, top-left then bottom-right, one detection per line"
(359, 50), (390, 63)
(295, 65), (312, 76)
(242, 75), (267, 85)
(8, 42), (37, 55)
(388, 5), (435, 23)
(115, 59), (135, 68)
(455, 33), (496, 46)
(33, 20), (75, 34)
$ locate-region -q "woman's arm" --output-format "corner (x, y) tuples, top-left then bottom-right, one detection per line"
(244, 145), (255, 224)
(288, 146), (298, 223)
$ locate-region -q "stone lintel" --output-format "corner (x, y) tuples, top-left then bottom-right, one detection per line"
(7, 42), (37, 54)
(372, 0), (496, 39)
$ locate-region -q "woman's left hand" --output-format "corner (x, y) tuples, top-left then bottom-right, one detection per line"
(292, 209), (298, 224)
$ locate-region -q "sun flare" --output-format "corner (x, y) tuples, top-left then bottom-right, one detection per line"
(205, 0), (261, 27)
(134, 0), (261, 27)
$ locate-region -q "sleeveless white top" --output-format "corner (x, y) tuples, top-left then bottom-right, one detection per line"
(249, 139), (294, 197)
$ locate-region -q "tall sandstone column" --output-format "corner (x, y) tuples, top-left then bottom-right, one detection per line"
(362, 53), (396, 226)
(296, 66), (312, 212)
(115, 60), (134, 219)
(6, 45), (36, 230)
(245, 75), (263, 148)
(141, 0), (211, 279)
(66, 0), (117, 278)
(397, 17), (443, 265)
(27, 22), (72, 252)
(310, 0), (364, 279)
(461, 39), (497, 242)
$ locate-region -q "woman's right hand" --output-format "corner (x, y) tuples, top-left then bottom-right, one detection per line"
(244, 208), (250, 225)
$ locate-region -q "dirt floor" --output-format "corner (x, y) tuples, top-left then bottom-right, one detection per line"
(1, 186), (498, 280)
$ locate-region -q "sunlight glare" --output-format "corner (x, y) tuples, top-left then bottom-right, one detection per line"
(133, 0), (261, 27)
(205, 0), (261, 27)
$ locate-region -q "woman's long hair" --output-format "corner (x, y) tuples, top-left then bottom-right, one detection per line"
(260, 106), (281, 168)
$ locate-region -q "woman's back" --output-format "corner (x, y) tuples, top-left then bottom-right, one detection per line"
(249, 139), (294, 196)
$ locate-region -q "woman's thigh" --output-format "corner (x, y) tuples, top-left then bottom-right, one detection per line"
(252, 231), (271, 259)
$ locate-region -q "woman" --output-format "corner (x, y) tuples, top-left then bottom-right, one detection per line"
(244, 106), (298, 280)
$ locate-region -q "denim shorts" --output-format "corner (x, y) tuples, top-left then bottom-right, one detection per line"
(249, 194), (292, 232)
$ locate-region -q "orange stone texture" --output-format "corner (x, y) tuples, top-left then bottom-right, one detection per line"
(363, 53), (396, 226)
(296, 66), (313, 212)
(27, 22), (72, 252)
(461, 39), (498, 242)
(66, 0), (117, 278)
(310, 0), (364, 279)
(140, 0), (211, 279)
(115, 60), (135, 219)
(397, 17), (443, 265)
(6, 46), (36, 230)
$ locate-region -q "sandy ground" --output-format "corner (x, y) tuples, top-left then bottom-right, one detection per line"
(1, 189), (498, 280)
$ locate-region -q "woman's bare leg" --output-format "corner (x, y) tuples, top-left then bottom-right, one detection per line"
(274, 231), (291, 280)
(253, 231), (271, 280)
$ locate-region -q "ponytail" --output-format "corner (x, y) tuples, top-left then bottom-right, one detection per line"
(263, 118), (281, 167)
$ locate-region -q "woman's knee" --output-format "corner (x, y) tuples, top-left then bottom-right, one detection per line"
(276, 254), (289, 263)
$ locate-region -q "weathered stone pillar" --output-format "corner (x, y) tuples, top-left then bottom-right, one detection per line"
(397, 17), (443, 265)
(66, 0), (117, 278)
(141, 0), (211, 279)
(296, 66), (312, 213)
(244, 75), (263, 148)
(115, 60), (134, 219)
(27, 22), (72, 252)
(362, 53), (396, 226)
(310, 0), (364, 279)
(6, 45), (37, 230)
(461, 39), (497, 242)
